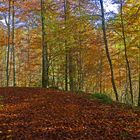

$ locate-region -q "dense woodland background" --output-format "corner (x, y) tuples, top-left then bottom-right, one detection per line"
(0, 0), (140, 105)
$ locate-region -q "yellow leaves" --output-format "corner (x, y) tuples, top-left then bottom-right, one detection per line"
(18, 0), (40, 11)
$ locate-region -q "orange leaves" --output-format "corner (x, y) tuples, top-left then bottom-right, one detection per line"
(17, 0), (40, 12)
(0, 87), (140, 139)
(0, 7), (7, 13)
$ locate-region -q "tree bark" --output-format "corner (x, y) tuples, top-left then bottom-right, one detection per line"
(6, 0), (11, 87)
(68, 51), (74, 91)
(99, 0), (119, 101)
(65, 45), (68, 91)
(64, 0), (69, 91)
(77, 0), (83, 92)
(12, 0), (16, 87)
(120, 0), (133, 104)
(138, 71), (140, 106)
(41, 0), (49, 88)
(138, 47), (140, 106)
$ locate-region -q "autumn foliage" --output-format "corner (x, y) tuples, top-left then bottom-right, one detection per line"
(0, 88), (140, 139)
(0, 0), (139, 105)
(0, 0), (140, 139)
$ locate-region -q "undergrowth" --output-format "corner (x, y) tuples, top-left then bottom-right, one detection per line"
(90, 93), (113, 104)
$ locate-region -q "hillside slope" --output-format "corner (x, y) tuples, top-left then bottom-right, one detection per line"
(0, 88), (140, 140)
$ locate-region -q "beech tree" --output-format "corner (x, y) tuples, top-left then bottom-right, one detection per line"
(41, 0), (49, 87)
(99, 0), (119, 101)
(5, 0), (11, 86)
(0, 0), (139, 105)
(12, 0), (16, 86)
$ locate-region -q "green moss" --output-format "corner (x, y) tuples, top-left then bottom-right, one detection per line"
(90, 93), (113, 104)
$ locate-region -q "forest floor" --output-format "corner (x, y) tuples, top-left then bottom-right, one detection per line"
(0, 88), (140, 140)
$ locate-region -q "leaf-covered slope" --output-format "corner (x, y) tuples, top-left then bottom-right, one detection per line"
(0, 88), (140, 140)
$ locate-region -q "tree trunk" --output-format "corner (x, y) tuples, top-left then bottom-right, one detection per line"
(69, 51), (74, 91)
(99, 0), (119, 101)
(138, 47), (140, 106)
(78, 49), (83, 91)
(120, 0), (133, 104)
(77, 0), (83, 92)
(12, 0), (16, 87)
(64, 0), (70, 91)
(41, 0), (49, 88)
(99, 58), (103, 93)
(64, 0), (68, 91)
(138, 72), (140, 106)
(27, 25), (31, 87)
(65, 47), (68, 91)
(6, 0), (11, 87)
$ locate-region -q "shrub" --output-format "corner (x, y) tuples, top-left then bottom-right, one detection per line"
(90, 93), (113, 104)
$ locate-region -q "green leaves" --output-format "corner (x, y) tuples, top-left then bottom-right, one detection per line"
(90, 93), (113, 104)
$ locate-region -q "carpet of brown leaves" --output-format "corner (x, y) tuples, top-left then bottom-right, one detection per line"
(0, 87), (140, 140)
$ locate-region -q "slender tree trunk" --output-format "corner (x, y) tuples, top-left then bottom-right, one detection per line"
(12, 0), (16, 86)
(118, 52), (122, 88)
(64, 0), (68, 91)
(41, 0), (49, 87)
(120, 0), (133, 104)
(52, 68), (55, 87)
(77, 0), (83, 92)
(27, 25), (30, 86)
(65, 2), (74, 92)
(9, 48), (12, 86)
(78, 49), (83, 91)
(6, 0), (11, 87)
(138, 70), (140, 106)
(99, 58), (103, 93)
(69, 51), (74, 91)
(99, 0), (119, 101)
(138, 47), (140, 106)
(65, 46), (68, 91)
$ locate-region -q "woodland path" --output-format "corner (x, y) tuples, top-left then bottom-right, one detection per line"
(0, 87), (140, 140)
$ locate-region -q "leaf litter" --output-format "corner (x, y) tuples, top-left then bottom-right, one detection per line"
(0, 87), (140, 140)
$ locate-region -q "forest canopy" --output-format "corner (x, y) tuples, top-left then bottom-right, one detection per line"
(0, 0), (140, 106)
